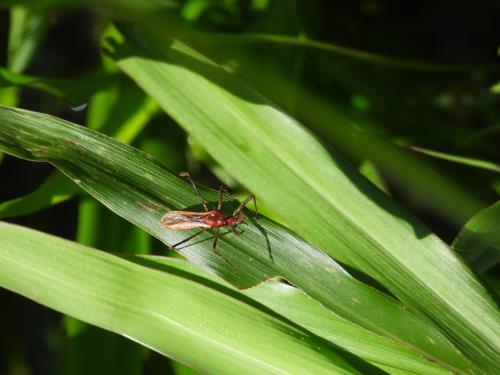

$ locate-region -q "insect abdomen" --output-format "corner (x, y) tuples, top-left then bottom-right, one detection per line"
(160, 211), (210, 230)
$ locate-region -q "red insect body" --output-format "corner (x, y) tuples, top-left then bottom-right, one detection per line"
(161, 210), (245, 230)
(161, 172), (257, 266)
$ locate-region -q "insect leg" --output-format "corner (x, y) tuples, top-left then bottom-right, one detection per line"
(221, 187), (255, 215)
(171, 228), (206, 248)
(232, 227), (242, 236)
(233, 194), (258, 218)
(212, 228), (220, 253)
(252, 195), (258, 217)
(212, 228), (236, 268)
(180, 172), (209, 211)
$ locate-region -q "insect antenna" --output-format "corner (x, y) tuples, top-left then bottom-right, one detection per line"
(180, 172), (209, 211)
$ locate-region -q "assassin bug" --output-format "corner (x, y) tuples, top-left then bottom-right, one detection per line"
(161, 172), (257, 266)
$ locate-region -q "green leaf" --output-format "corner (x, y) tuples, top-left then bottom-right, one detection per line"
(144, 256), (452, 375)
(216, 55), (485, 224)
(0, 69), (156, 219)
(491, 81), (500, 94)
(64, 315), (149, 375)
(452, 201), (500, 273)
(411, 146), (500, 173)
(85, 54), (158, 142)
(358, 160), (388, 193)
(166, 16), (486, 225)
(107, 27), (499, 372)
(244, 284), (450, 375)
(0, 221), (362, 374)
(7, 5), (48, 73)
(203, 32), (500, 73)
(0, 67), (116, 105)
(65, 67), (156, 371)
(0, 170), (79, 218)
(0, 105), (473, 373)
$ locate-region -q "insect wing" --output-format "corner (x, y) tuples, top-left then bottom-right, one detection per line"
(161, 211), (210, 230)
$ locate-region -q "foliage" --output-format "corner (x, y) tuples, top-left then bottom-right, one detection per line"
(1, 1), (499, 374)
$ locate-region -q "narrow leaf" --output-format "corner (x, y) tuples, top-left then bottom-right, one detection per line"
(0, 171), (78, 218)
(0, 221), (362, 375)
(143, 256), (453, 375)
(0, 105), (472, 372)
(0, 67), (116, 104)
(452, 201), (500, 273)
(7, 5), (48, 73)
(108, 27), (500, 372)
(411, 146), (500, 173)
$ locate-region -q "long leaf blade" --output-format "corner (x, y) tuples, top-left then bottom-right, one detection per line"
(143, 256), (452, 375)
(108, 27), (500, 372)
(0, 105), (473, 373)
(452, 201), (500, 273)
(0, 221), (361, 375)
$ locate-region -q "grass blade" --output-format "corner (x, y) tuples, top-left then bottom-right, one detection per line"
(0, 171), (78, 218)
(0, 221), (363, 374)
(410, 146), (500, 173)
(143, 256), (452, 375)
(0, 105), (473, 372)
(7, 5), (47, 73)
(204, 32), (499, 73)
(107, 27), (500, 372)
(452, 201), (500, 273)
